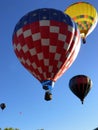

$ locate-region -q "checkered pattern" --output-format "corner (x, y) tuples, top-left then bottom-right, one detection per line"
(77, 21), (92, 31)
(72, 15), (93, 34)
(12, 8), (81, 82)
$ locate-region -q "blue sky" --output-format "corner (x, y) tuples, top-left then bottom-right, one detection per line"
(0, 0), (98, 130)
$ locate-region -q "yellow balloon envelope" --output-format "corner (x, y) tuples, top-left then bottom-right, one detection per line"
(65, 2), (98, 43)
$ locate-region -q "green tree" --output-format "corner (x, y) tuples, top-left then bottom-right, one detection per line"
(4, 128), (19, 130)
(37, 129), (44, 130)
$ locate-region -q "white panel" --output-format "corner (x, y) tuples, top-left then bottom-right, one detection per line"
(17, 28), (23, 37)
(29, 48), (36, 56)
(49, 45), (57, 53)
(38, 67), (43, 73)
(68, 25), (74, 33)
(19, 57), (25, 64)
(43, 72), (47, 79)
(50, 26), (59, 33)
(40, 20), (50, 26)
(63, 42), (69, 50)
(41, 39), (49, 46)
(26, 59), (31, 66)
(32, 33), (41, 41)
(57, 61), (62, 68)
(54, 53), (61, 60)
(44, 59), (49, 66)
(22, 44), (29, 53)
(23, 29), (32, 38)
(37, 52), (44, 60)
(49, 66), (53, 72)
(58, 33), (66, 41)
(17, 43), (22, 51)
(32, 62), (37, 69)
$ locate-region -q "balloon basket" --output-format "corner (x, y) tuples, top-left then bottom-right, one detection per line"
(44, 91), (52, 101)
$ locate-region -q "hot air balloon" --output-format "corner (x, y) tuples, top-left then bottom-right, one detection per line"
(12, 8), (81, 101)
(93, 128), (98, 130)
(65, 1), (98, 43)
(69, 75), (92, 104)
(0, 103), (6, 110)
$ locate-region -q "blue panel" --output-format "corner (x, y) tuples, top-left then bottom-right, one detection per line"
(41, 80), (55, 91)
(13, 8), (74, 34)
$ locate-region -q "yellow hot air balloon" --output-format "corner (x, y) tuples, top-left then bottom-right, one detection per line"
(65, 1), (98, 43)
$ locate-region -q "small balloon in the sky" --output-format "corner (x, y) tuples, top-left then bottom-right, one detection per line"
(19, 112), (22, 115)
(0, 103), (6, 110)
(69, 75), (92, 104)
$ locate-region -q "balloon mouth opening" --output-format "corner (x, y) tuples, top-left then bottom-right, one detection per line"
(41, 80), (55, 90)
(81, 99), (84, 104)
(80, 97), (84, 104)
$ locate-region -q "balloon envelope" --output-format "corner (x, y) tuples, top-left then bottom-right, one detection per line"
(69, 75), (92, 104)
(65, 2), (98, 43)
(12, 8), (81, 99)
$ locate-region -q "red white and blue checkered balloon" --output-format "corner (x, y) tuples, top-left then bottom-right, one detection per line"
(12, 8), (81, 87)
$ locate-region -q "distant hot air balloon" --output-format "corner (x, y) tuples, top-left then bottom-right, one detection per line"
(69, 75), (92, 104)
(19, 112), (22, 115)
(0, 103), (6, 110)
(65, 1), (98, 43)
(12, 8), (81, 101)
(93, 127), (98, 130)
